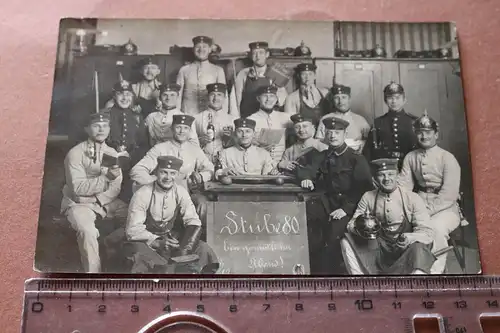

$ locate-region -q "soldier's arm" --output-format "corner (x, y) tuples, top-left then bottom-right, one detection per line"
(233, 70), (246, 111)
(189, 121), (200, 147)
(65, 150), (108, 196)
(129, 145), (161, 186)
(314, 118), (326, 141)
(175, 66), (185, 110)
(346, 192), (371, 234)
(403, 193), (434, 245)
(195, 147), (215, 182)
(295, 150), (322, 183)
(358, 117), (371, 152)
(362, 125), (375, 162)
(178, 187), (203, 227)
(277, 148), (292, 170)
(95, 170), (123, 206)
(125, 187), (159, 245)
(342, 156), (373, 216)
(397, 154), (415, 191)
(277, 87), (288, 107)
(427, 153), (461, 216)
(262, 150), (276, 175)
(284, 93), (297, 115)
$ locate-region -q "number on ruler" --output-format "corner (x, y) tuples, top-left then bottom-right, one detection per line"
(355, 299), (373, 311)
(455, 300), (467, 309)
(328, 303), (336, 311)
(67, 305), (72, 312)
(263, 303), (271, 312)
(455, 326), (467, 333)
(486, 300), (499, 308)
(295, 303), (304, 311)
(392, 302), (401, 309)
(163, 304), (171, 313)
(197, 304), (205, 313)
(229, 304), (238, 313)
(131, 305), (139, 313)
(98, 305), (106, 313)
(31, 302), (44, 313)
(422, 301), (435, 309)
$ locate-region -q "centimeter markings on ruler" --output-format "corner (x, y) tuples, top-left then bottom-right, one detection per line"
(22, 276), (500, 333)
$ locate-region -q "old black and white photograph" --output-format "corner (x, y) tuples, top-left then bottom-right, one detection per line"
(34, 19), (481, 275)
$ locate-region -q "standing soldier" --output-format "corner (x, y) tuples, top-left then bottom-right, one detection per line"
(231, 41), (288, 118)
(105, 78), (149, 201)
(278, 113), (327, 175)
(61, 113), (128, 273)
(398, 111), (462, 274)
(315, 84), (370, 154)
(362, 81), (419, 170)
(248, 84), (293, 165)
(194, 83), (236, 165)
(297, 117), (373, 274)
(176, 36), (227, 116)
(284, 63), (329, 126)
(144, 83), (198, 147)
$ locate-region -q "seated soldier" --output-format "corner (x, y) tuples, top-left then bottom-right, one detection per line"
(130, 114), (214, 231)
(61, 113), (128, 273)
(125, 156), (218, 273)
(398, 111), (462, 274)
(278, 113), (327, 175)
(341, 158), (436, 275)
(215, 118), (277, 178)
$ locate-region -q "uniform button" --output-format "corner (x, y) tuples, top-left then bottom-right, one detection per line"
(395, 146), (400, 149)
(393, 128), (398, 132)
(394, 134), (398, 138)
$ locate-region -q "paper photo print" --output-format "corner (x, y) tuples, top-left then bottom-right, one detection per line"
(34, 19), (481, 275)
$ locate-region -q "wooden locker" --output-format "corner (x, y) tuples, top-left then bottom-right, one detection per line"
(333, 60), (399, 124)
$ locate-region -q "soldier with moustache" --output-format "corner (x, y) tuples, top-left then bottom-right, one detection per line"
(398, 111), (462, 274)
(297, 117), (373, 274)
(61, 113), (128, 273)
(231, 41), (288, 118)
(130, 114), (214, 234)
(284, 63), (329, 127)
(363, 82), (419, 170)
(277, 113), (327, 175)
(176, 36), (227, 116)
(248, 84), (293, 165)
(194, 83), (236, 165)
(341, 158), (436, 275)
(315, 84), (371, 154)
(215, 118), (276, 178)
(144, 83), (198, 147)
(125, 155), (218, 273)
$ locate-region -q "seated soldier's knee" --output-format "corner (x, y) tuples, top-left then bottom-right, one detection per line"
(66, 206), (99, 238)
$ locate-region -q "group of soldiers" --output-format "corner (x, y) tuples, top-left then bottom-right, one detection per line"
(61, 35), (465, 275)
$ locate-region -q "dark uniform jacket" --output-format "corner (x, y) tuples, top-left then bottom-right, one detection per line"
(363, 110), (419, 170)
(296, 143), (373, 216)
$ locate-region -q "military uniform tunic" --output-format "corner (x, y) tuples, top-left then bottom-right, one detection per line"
(362, 110), (419, 169)
(144, 109), (199, 147)
(215, 145), (275, 178)
(132, 80), (161, 118)
(106, 106), (148, 159)
(279, 138), (328, 171)
(284, 87), (329, 126)
(176, 61), (227, 116)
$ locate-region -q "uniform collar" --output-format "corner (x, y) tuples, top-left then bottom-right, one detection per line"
(235, 143), (253, 151)
(207, 106), (223, 113)
(386, 109), (406, 117)
(297, 137), (315, 148)
(160, 107), (178, 114)
(194, 59), (210, 67)
(86, 139), (107, 148)
(257, 109), (274, 116)
(331, 110), (352, 117)
(418, 144), (439, 155)
(154, 181), (176, 194)
(171, 139), (189, 148)
(328, 143), (348, 156)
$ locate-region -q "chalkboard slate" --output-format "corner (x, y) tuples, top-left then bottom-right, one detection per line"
(206, 201), (310, 274)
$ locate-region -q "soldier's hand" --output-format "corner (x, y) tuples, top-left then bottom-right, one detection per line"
(191, 172), (203, 185)
(105, 166), (121, 180)
(164, 238), (180, 249)
(75, 196), (97, 204)
(279, 160), (299, 171)
(269, 168), (280, 176)
(131, 104), (142, 114)
(329, 208), (347, 220)
(301, 179), (315, 191)
(225, 168), (240, 176)
(396, 234), (410, 248)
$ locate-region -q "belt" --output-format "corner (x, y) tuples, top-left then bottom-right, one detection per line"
(416, 185), (441, 194)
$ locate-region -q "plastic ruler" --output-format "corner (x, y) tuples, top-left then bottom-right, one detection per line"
(21, 276), (500, 333)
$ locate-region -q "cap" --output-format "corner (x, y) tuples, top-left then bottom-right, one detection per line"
(159, 83), (181, 94)
(88, 112), (110, 125)
(331, 84), (351, 96)
(234, 118), (256, 130)
(383, 81), (405, 96)
(192, 36), (213, 45)
(249, 41), (269, 50)
(113, 79), (133, 93)
(322, 116), (349, 130)
(172, 114), (195, 127)
(206, 83), (227, 94)
(256, 83), (278, 96)
(137, 57), (159, 68)
(290, 113), (314, 124)
(157, 156), (183, 171)
(296, 63), (317, 73)
(371, 158), (399, 172)
(413, 110), (438, 131)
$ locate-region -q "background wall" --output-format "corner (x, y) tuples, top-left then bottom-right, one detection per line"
(95, 19), (335, 57)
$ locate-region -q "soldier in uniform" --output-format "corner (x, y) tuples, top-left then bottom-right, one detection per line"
(278, 113), (327, 175)
(315, 84), (370, 154)
(231, 41), (288, 118)
(341, 158), (436, 275)
(398, 111), (462, 274)
(105, 78), (149, 202)
(248, 84), (293, 165)
(297, 117), (373, 274)
(61, 113), (128, 273)
(194, 83), (236, 165)
(284, 63), (329, 126)
(125, 155), (218, 273)
(144, 83), (198, 147)
(130, 114), (214, 232)
(105, 58), (162, 118)
(215, 118), (276, 178)
(362, 81), (419, 170)
(176, 36), (227, 116)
